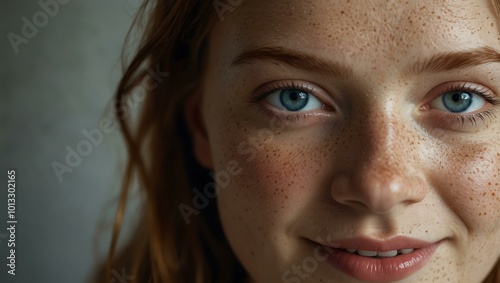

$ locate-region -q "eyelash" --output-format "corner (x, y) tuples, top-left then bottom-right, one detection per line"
(250, 81), (500, 127)
(433, 83), (500, 127)
(253, 81), (316, 99)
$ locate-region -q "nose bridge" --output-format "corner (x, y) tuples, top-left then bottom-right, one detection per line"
(363, 107), (402, 168)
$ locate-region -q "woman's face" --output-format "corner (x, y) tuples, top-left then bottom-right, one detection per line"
(190, 0), (500, 282)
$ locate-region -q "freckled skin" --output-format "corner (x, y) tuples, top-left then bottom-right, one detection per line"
(192, 0), (500, 282)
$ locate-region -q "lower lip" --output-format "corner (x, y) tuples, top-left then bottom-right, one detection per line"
(326, 242), (441, 282)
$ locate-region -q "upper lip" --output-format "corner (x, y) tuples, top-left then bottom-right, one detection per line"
(317, 236), (437, 251)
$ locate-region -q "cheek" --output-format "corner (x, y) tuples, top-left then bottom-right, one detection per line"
(429, 144), (500, 231)
(208, 112), (329, 259)
(205, 95), (328, 218)
(213, 124), (325, 226)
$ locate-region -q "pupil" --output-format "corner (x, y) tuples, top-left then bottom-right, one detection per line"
(290, 92), (300, 101)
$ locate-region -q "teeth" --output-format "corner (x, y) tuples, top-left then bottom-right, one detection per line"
(343, 248), (416, 257)
(377, 250), (398, 257)
(399, 248), (414, 254)
(357, 250), (378, 257)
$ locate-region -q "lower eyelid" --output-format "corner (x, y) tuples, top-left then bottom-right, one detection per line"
(256, 103), (333, 125)
(423, 108), (497, 132)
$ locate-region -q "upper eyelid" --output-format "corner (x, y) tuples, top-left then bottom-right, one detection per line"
(438, 83), (489, 94)
(257, 81), (316, 96)
(255, 80), (333, 104)
(435, 83), (487, 100)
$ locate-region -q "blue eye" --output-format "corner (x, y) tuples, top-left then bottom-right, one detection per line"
(265, 89), (323, 112)
(430, 90), (486, 113)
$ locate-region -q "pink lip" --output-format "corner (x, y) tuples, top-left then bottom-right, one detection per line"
(317, 236), (442, 282)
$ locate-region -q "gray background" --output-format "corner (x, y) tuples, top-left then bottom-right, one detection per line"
(1, 0), (141, 282)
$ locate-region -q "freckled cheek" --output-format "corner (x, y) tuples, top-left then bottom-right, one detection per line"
(212, 128), (323, 225)
(435, 149), (500, 231)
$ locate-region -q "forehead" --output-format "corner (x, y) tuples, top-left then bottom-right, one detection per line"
(211, 0), (500, 72)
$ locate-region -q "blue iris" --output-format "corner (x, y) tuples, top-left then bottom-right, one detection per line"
(280, 89), (309, 111)
(442, 91), (473, 113)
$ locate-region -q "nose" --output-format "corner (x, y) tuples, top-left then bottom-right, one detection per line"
(330, 112), (427, 215)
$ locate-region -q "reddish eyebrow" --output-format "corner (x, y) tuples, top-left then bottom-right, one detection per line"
(232, 46), (353, 79)
(409, 46), (500, 75)
(232, 46), (500, 78)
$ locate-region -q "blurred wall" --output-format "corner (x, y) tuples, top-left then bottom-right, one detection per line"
(0, 1), (139, 282)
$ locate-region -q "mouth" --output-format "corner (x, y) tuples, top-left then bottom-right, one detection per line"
(314, 236), (443, 282)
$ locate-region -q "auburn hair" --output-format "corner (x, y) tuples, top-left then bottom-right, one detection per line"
(94, 1), (500, 282)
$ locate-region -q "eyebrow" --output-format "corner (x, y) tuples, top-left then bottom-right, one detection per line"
(410, 46), (500, 75)
(232, 46), (500, 78)
(232, 46), (353, 79)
